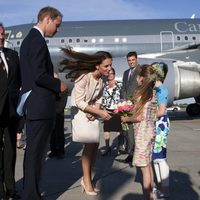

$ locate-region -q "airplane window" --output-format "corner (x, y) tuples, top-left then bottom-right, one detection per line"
(61, 39), (65, 43)
(122, 38), (127, 43)
(69, 39), (72, 43)
(76, 39), (80, 43)
(17, 41), (20, 45)
(115, 38), (119, 43)
(192, 36), (196, 40)
(16, 32), (22, 38)
(185, 36), (188, 40)
(177, 36), (180, 41)
(84, 39), (88, 43)
(91, 38), (96, 43)
(99, 38), (104, 43)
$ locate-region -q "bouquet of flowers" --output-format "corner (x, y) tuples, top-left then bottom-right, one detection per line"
(113, 99), (134, 131)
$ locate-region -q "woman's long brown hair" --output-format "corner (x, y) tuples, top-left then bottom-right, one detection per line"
(133, 64), (156, 117)
(59, 47), (112, 81)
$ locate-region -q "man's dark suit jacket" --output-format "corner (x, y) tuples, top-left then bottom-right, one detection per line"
(0, 47), (21, 119)
(121, 64), (140, 100)
(20, 28), (61, 120)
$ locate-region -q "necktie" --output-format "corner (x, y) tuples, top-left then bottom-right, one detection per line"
(0, 50), (8, 78)
(129, 69), (134, 80)
(0, 56), (7, 78)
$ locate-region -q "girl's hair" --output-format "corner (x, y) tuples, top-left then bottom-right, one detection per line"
(133, 64), (156, 116)
(60, 47), (112, 81)
(151, 62), (168, 83)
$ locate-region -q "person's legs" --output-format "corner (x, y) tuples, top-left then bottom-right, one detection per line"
(90, 143), (99, 173)
(101, 132), (111, 156)
(0, 127), (6, 199)
(55, 113), (65, 155)
(153, 161), (161, 184)
(154, 159), (169, 196)
(22, 119), (53, 200)
(124, 124), (134, 162)
(4, 122), (17, 197)
(141, 165), (154, 200)
(49, 129), (56, 156)
(117, 131), (125, 153)
(82, 143), (97, 193)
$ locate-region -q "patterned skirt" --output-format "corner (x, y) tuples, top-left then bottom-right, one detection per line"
(152, 115), (170, 160)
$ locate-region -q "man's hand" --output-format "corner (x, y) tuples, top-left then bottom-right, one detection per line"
(60, 81), (68, 92)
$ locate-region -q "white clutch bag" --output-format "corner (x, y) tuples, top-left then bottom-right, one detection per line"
(71, 106), (100, 143)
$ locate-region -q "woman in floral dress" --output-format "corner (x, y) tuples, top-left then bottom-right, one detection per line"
(101, 67), (122, 156)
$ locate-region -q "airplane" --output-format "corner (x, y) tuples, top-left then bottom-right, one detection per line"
(4, 18), (200, 116)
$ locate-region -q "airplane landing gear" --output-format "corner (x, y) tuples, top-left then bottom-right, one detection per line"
(186, 103), (200, 116)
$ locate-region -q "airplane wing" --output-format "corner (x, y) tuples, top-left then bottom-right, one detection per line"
(168, 42), (200, 51)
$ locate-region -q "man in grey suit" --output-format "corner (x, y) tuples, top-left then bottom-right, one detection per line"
(121, 52), (140, 163)
(19, 7), (67, 200)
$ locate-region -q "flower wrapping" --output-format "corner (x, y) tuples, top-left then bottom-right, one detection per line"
(113, 99), (134, 131)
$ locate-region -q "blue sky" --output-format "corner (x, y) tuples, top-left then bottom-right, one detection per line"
(0, 0), (200, 27)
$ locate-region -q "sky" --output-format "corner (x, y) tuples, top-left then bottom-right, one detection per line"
(0, 0), (200, 27)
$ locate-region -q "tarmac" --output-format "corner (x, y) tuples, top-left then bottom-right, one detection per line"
(15, 110), (200, 200)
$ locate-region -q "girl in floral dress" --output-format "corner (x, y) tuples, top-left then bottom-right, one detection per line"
(121, 64), (157, 200)
(151, 62), (170, 198)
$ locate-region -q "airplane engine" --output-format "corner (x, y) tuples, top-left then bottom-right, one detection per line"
(129, 58), (200, 116)
(172, 61), (200, 116)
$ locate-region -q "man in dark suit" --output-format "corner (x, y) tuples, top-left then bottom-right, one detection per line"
(0, 23), (21, 200)
(121, 51), (140, 163)
(48, 74), (68, 159)
(19, 7), (67, 200)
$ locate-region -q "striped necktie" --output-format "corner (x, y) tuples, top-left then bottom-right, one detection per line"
(129, 69), (134, 80)
(0, 56), (7, 78)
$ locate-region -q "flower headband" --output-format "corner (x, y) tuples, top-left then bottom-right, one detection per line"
(151, 62), (165, 81)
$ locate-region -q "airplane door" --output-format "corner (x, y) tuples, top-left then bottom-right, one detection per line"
(160, 31), (174, 52)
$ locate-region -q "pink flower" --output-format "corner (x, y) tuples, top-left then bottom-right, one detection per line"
(113, 100), (134, 131)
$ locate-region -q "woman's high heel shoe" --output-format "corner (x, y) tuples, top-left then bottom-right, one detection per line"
(81, 179), (97, 196)
(101, 147), (111, 156)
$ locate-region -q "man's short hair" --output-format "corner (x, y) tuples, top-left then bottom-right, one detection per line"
(126, 51), (137, 59)
(37, 6), (63, 22)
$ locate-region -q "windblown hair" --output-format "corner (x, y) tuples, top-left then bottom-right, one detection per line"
(133, 64), (156, 117)
(60, 47), (112, 81)
(151, 62), (168, 83)
(37, 6), (63, 22)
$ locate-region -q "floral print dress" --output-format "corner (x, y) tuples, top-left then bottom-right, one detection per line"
(133, 92), (157, 167)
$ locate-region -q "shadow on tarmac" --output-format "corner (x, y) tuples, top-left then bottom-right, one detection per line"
(15, 111), (200, 200)
(169, 170), (199, 200)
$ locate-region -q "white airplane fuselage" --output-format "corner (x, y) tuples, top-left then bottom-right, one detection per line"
(5, 19), (200, 115)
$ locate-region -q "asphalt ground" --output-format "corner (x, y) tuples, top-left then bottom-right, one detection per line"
(15, 110), (200, 200)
